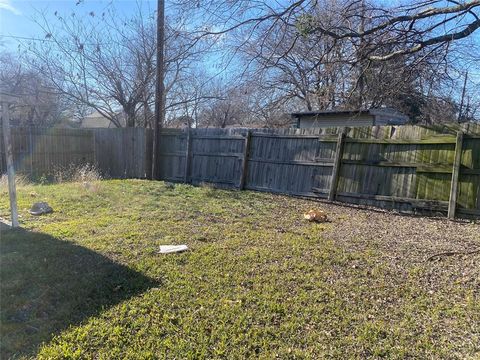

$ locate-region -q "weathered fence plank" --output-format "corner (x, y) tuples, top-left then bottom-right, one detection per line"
(239, 131), (251, 190)
(184, 128), (192, 183)
(448, 131), (464, 218)
(328, 128), (347, 201)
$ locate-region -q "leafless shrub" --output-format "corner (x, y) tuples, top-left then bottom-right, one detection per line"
(199, 181), (219, 197)
(0, 173), (31, 191)
(53, 164), (102, 184)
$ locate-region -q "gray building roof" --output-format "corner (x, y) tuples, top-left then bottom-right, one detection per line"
(81, 110), (126, 128)
(291, 108), (409, 128)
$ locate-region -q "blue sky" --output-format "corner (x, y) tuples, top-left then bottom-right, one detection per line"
(0, 0), (155, 50)
(1, 0), (479, 101)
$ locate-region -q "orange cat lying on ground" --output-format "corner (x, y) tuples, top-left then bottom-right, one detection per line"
(303, 209), (328, 223)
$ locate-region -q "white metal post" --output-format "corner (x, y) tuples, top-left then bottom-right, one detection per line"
(1, 101), (19, 227)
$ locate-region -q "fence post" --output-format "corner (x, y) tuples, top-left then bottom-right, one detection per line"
(328, 127), (347, 201)
(1, 102), (19, 227)
(91, 129), (96, 173)
(239, 130), (251, 189)
(184, 128), (192, 183)
(29, 126), (34, 177)
(131, 128), (136, 178)
(448, 131), (464, 219)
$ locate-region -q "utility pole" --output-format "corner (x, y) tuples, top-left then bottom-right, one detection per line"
(1, 99), (19, 228)
(458, 71), (468, 122)
(356, 0), (366, 109)
(151, 0), (165, 180)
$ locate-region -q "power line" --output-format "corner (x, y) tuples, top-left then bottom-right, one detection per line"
(0, 34), (55, 43)
(0, 34), (121, 47)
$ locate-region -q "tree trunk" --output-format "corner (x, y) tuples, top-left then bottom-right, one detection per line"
(124, 106), (136, 127)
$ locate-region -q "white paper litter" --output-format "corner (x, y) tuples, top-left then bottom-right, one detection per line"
(159, 245), (188, 254)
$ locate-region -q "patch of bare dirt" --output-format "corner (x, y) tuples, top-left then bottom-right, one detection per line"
(309, 201), (480, 293)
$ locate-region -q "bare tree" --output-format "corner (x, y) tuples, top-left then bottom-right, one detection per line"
(19, 1), (478, 128)
(24, 4), (211, 128)
(171, 0), (480, 123)
(24, 7), (156, 127)
(0, 51), (65, 126)
(239, 5), (454, 120)
(178, 0), (480, 61)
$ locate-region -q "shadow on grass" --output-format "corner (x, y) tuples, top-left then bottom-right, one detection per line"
(0, 229), (159, 358)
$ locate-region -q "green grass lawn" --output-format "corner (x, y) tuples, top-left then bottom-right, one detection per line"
(1, 180), (479, 359)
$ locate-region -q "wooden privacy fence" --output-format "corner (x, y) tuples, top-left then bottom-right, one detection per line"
(93, 128), (152, 179)
(0, 127), (151, 179)
(0, 127), (95, 177)
(156, 124), (480, 218)
(2, 124), (479, 218)
(157, 128), (247, 186)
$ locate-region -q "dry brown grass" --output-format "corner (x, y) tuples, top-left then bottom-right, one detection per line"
(0, 173), (31, 192)
(53, 163), (102, 184)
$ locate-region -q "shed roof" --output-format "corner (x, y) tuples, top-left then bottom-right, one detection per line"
(81, 110), (125, 128)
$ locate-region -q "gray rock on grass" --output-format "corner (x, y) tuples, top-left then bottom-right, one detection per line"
(29, 202), (53, 216)
(165, 182), (176, 189)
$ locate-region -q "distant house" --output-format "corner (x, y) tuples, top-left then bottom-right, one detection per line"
(81, 111), (126, 128)
(53, 118), (81, 129)
(292, 108), (409, 128)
